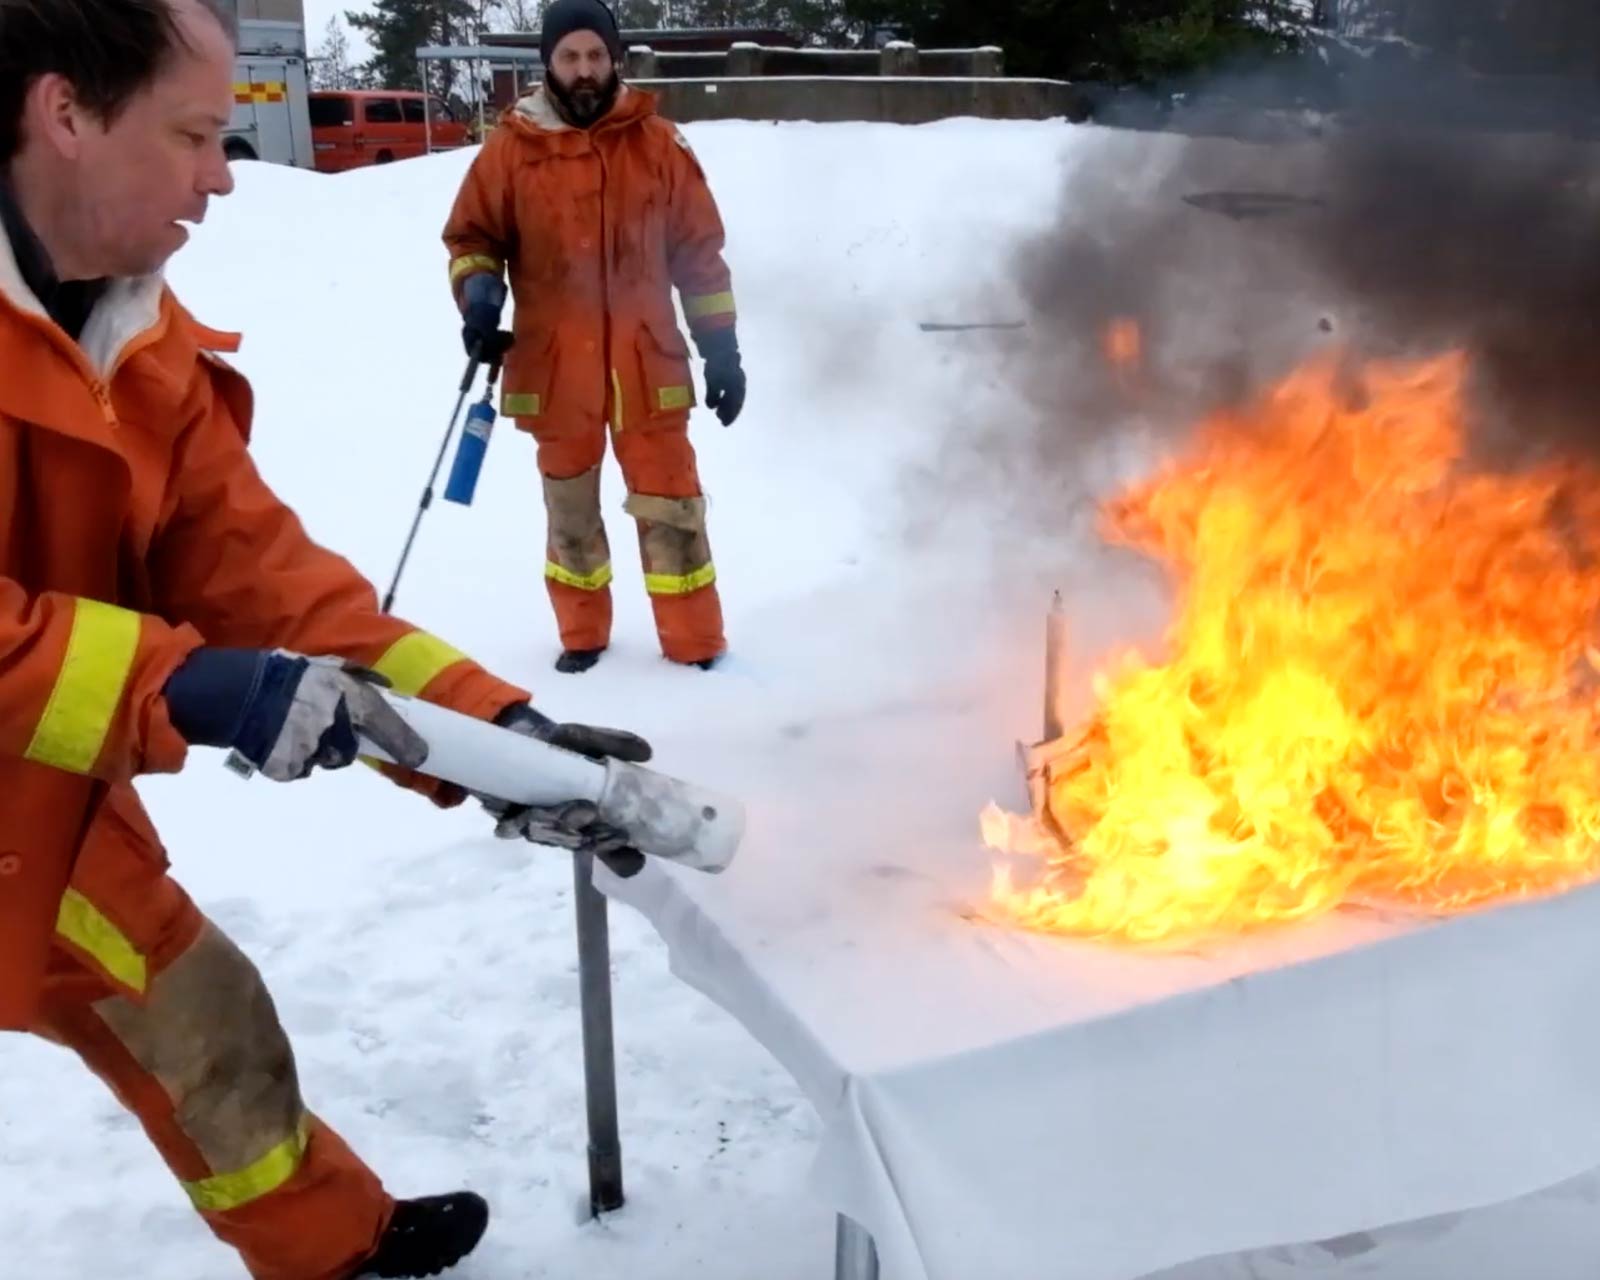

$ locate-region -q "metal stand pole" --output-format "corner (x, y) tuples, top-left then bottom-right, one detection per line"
(381, 355), (479, 615)
(834, 1214), (880, 1280)
(574, 850), (625, 1215)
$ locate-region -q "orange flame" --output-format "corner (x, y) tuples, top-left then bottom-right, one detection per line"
(987, 350), (1600, 944)
(1104, 317), (1143, 371)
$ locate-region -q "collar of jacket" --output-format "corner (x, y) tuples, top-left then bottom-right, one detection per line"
(0, 218), (167, 380)
(0, 176), (110, 342)
(0, 216), (185, 462)
(0, 177), (57, 307)
(510, 82), (653, 140)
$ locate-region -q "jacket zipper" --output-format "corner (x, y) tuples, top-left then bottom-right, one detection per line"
(7, 298), (166, 431)
(598, 142), (616, 434)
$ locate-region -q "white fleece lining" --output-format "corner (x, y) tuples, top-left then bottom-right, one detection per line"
(514, 83), (632, 133)
(0, 222), (47, 321)
(0, 221), (164, 376)
(79, 275), (164, 376)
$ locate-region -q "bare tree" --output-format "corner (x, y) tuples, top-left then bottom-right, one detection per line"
(487, 0), (541, 32)
(311, 15), (359, 89)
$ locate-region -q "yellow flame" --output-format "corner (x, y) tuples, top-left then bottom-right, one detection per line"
(987, 351), (1600, 944)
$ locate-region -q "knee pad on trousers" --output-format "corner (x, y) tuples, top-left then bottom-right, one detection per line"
(543, 466), (611, 590)
(95, 922), (305, 1201)
(623, 492), (714, 594)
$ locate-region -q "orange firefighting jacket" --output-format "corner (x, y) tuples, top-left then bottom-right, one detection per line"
(442, 85), (736, 435)
(0, 231), (529, 1029)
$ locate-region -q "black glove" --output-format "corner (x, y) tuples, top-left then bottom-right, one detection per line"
(163, 648), (429, 782)
(696, 327), (746, 427)
(460, 273), (513, 364)
(487, 703), (654, 878)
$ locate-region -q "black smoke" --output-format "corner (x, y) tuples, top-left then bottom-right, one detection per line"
(996, 26), (1600, 483)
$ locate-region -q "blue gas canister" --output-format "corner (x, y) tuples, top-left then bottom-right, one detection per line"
(445, 395), (496, 506)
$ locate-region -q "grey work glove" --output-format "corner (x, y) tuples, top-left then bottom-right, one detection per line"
(166, 650), (429, 783)
(485, 703), (654, 878)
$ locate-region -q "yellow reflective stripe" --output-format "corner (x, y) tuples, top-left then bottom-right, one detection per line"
(684, 292), (736, 322)
(546, 560), (614, 592)
(56, 888), (147, 993)
(610, 369), (625, 434)
(502, 391), (541, 417)
(657, 385), (692, 412)
(644, 564), (717, 596)
(372, 632), (469, 697)
(449, 253), (502, 284)
(183, 1115), (311, 1213)
(26, 599), (141, 775)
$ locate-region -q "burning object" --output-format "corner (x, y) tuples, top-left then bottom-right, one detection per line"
(986, 349), (1600, 944)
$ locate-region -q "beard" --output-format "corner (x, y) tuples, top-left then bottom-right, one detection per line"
(548, 69), (620, 128)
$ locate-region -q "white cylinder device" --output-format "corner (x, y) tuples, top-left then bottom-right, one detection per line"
(362, 693), (744, 874)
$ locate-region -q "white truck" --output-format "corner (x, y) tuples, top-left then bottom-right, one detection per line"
(224, 12), (315, 167)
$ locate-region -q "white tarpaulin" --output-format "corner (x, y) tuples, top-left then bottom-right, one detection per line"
(601, 579), (1600, 1280)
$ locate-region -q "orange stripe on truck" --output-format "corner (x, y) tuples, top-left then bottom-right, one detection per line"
(235, 82), (289, 104)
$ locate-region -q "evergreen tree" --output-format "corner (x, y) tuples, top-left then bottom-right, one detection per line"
(837, 0), (1310, 80)
(348, 0), (477, 95)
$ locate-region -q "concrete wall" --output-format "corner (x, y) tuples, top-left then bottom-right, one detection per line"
(635, 77), (1090, 126)
(630, 43), (1006, 81)
(489, 42), (1076, 124)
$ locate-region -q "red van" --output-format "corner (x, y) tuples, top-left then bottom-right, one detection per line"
(309, 90), (471, 172)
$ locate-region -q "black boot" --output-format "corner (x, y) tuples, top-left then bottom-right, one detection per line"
(355, 1192), (489, 1278)
(555, 647), (605, 674)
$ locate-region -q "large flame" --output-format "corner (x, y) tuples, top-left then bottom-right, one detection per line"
(988, 348), (1600, 944)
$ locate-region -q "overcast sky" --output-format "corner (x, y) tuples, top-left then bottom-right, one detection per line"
(304, 0), (373, 65)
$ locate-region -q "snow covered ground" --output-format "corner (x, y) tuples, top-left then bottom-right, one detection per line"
(10, 115), (1600, 1280)
(0, 118), (1089, 1278)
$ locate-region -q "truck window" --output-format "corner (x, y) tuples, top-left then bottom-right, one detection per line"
(309, 95), (353, 127)
(402, 98), (427, 124)
(428, 97), (454, 122)
(363, 98), (403, 124)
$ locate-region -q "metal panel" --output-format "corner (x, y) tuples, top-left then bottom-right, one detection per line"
(244, 59), (294, 164)
(236, 0), (304, 24)
(282, 57), (313, 166)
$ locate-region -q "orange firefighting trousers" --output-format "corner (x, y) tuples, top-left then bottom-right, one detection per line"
(532, 406), (725, 666)
(26, 855), (391, 1280)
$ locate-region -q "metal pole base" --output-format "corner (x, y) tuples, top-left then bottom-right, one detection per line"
(574, 851), (624, 1215)
(834, 1214), (880, 1280)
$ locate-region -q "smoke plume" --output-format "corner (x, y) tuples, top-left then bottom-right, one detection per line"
(974, 24), (1600, 522)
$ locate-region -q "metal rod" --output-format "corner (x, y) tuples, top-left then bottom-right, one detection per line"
(574, 850), (625, 1215)
(381, 355), (480, 614)
(917, 320), (1027, 333)
(834, 1215), (880, 1280)
(1044, 589), (1068, 742)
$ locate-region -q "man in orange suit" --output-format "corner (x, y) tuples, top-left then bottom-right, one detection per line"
(0, 1), (648, 1275)
(444, 0), (746, 675)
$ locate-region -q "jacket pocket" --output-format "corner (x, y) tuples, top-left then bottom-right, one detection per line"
(502, 329), (558, 424)
(634, 320), (696, 420)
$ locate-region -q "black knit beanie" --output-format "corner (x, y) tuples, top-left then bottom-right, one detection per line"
(540, 0), (624, 66)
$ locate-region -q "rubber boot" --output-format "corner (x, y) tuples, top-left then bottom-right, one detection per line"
(354, 1192), (489, 1278)
(556, 647), (606, 674)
